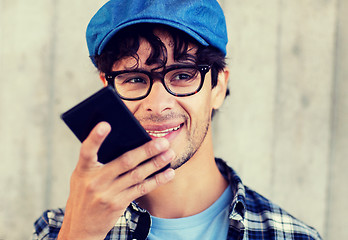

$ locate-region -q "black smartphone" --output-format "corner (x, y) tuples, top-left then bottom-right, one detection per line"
(61, 86), (152, 164)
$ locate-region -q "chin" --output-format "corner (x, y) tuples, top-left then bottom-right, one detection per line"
(170, 148), (196, 170)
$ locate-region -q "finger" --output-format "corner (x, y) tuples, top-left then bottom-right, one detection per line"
(102, 138), (170, 178)
(111, 149), (175, 192)
(78, 122), (111, 170)
(119, 168), (175, 202)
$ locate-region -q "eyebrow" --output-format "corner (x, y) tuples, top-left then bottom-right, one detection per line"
(124, 62), (197, 73)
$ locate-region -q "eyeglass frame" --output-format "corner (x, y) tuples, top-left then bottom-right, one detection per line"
(104, 64), (211, 101)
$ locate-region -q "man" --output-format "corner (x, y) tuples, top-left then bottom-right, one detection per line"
(33, 0), (322, 239)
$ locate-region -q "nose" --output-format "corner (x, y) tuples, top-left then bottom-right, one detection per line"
(141, 80), (175, 114)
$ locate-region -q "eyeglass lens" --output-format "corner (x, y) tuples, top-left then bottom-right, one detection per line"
(113, 67), (202, 99)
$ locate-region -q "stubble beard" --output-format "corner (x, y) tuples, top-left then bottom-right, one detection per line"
(170, 116), (211, 170)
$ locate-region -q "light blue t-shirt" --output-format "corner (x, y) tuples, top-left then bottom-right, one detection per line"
(148, 186), (233, 240)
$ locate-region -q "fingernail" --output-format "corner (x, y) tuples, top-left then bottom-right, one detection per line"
(165, 169), (175, 179)
(97, 122), (110, 135)
(154, 138), (169, 151)
(161, 149), (175, 162)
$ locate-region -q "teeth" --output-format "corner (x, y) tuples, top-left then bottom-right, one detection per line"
(146, 125), (181, 137)
(148, 132), (169, 137)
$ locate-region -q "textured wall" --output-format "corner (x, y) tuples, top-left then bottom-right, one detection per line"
(0, 1), (346, 239)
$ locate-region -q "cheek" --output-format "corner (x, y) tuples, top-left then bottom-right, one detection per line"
(122, 101), (142, 119)
(179, 93), (213, 126)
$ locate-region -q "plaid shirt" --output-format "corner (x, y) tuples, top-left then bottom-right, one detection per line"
(33, 158), (322, 239)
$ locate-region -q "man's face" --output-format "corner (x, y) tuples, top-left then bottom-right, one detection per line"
(107, 29), (225, 169)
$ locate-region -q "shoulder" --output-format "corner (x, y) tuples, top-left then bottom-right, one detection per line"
(32, 208), (65, 239)
(243, 186), (322, 239)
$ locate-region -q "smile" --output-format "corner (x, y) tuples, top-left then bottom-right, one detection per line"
(146, 124), (182, 138)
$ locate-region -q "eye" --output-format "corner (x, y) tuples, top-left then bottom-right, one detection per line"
(169, 69), (197, 82)
(115, 73), (149, 85)
(172, 73), (192, 81)
(124, 77), (147, 84)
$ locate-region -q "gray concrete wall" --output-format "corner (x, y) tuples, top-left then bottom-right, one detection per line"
(0, 1), (346, 239)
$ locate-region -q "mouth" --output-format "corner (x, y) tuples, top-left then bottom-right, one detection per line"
(146, 124), (183, 138)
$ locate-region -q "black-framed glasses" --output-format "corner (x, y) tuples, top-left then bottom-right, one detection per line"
(105, 64), (211, 101)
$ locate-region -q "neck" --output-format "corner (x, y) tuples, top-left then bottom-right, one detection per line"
(136, 128), (228, 218)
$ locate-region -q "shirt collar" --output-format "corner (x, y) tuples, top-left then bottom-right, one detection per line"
(215, 158), (246, 230)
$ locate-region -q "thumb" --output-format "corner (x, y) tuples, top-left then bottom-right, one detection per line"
(78, 121), (111, 170)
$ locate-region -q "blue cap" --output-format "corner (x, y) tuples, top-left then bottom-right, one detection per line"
(86, 0), (228, 67)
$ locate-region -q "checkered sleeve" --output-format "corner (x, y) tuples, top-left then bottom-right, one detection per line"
(31, 206), (140, 240)
(32, 209), (65, 240)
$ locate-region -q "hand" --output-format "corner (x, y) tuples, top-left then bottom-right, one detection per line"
(58, 122), (175, 240)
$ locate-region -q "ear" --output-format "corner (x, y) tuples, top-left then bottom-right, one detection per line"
(211, 67), (229, 110)
(99, 72), (108, 87)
